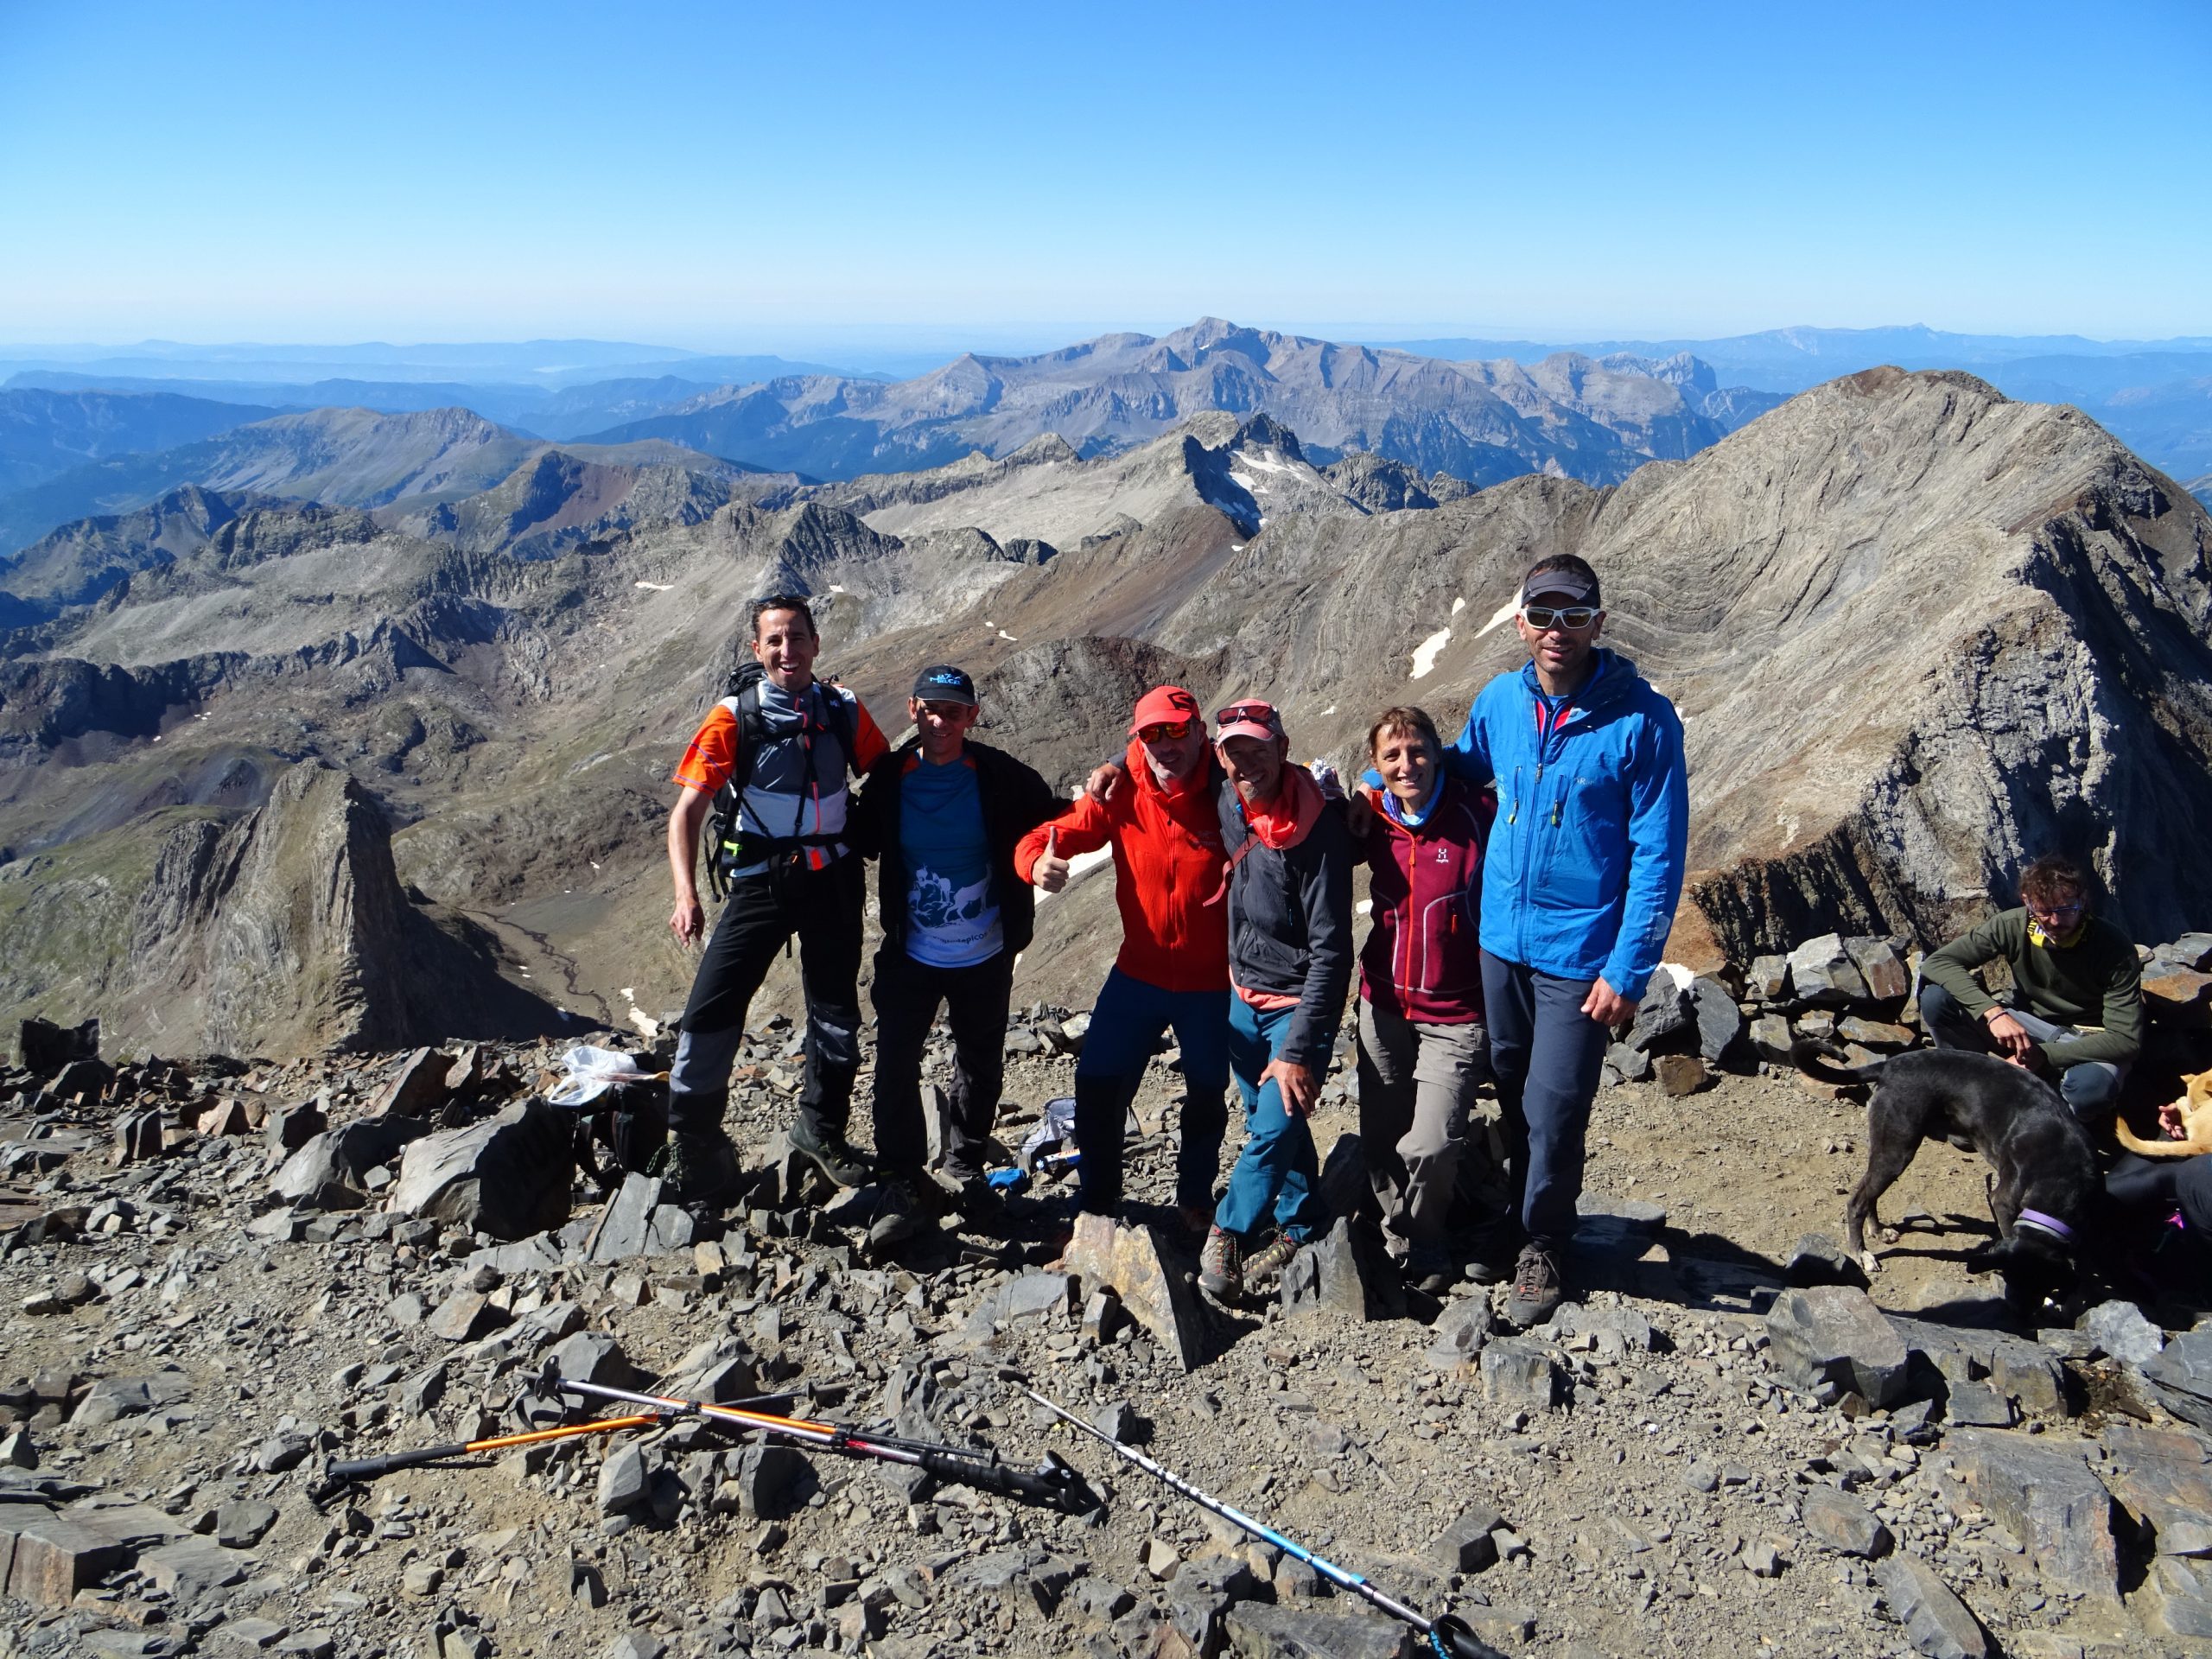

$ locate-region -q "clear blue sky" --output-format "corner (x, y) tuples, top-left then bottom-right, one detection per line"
(2, 0), (2205, 348)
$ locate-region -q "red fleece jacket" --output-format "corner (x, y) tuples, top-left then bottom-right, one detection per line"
(1014, 741), (1228, 993)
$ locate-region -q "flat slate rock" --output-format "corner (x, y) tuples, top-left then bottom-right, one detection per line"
(1876, 1554), (1991, 1659)
(1224, 1601), (1423, 1658)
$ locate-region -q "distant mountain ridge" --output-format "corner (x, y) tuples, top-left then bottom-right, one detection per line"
(0, 406), (783, 556)
(580, 317), (1783, 486)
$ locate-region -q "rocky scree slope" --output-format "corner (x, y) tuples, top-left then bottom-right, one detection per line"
(4, 1020), (2212, 1657)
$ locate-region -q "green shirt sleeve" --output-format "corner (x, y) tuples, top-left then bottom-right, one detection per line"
(1920, 911), (2022, 1021)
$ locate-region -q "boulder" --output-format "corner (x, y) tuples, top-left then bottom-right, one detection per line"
(0, 1510), (128, 1606)
(1874, 1555), (1990, 1659)
(373, 1047), (449, 1118)
(1626, 971), (1694, 1052)
(1061, 1212), (1206, 1371)
(17, 1016), (99, 1077)
(1787, 935), (1868, 1008)
(1748, 1014), (1795, 1065)
(1843, 937), (1910, 1002)
(389, 1101), (571, 1242)
(2099, 1422), (2212, 1561)
(1834, 1015), (1915, 1052)
(2144, 969), (2212, 1026)
(1745, 956), (1792, 1003)
(1224, 1603), (1414, 1658)
(1802, 1487), (1891, 1558)
(271, 1117), (429, 1210)
(2145, 1329), (2212, 1430)
(1279, 1217), (1404, 1322)
(585, 1173), (665, 1262)
(1426, 1297), (1495, 1370)
(1689, 975), (1744, 1062)
(1783, 1233), (1869, 1290)
(1940, 1428), (2119, 1597)
(2080, 1298), (2164, 1367)
(1433, 1503), (1506, 1573)
(1764, 1286), (1908, 1407)
(1480, 1338), (1561, 1411)
(1653, 1053), (1711, 1096)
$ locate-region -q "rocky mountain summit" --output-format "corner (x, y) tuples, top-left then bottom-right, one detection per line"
(3, 970), (2212, 1658)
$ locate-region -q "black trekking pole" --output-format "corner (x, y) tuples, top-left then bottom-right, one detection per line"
(556, 1377), (1096, 1514)
(1022, 1386), (1502, 1658)
(309, 1411), (668, 1504)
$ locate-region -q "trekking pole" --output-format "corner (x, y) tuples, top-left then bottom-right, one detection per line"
(1021, 1387), (1501, 1659)
(556, 1377), (1095, 1514)
(310, 1412), (666, 1503)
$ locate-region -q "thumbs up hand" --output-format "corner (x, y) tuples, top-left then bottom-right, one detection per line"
(1033, 825), (1072, 893)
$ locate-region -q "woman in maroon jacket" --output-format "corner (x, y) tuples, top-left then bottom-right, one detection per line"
(1354, 705), (1497, 1294)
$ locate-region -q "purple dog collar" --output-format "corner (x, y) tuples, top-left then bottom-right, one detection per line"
(2016, 1208), (2075, 1243)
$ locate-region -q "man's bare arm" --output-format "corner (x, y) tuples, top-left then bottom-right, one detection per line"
(667, 786), (714, 944)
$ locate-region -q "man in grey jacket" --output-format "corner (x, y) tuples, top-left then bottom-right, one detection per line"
(1197, 699), (1355, 1303)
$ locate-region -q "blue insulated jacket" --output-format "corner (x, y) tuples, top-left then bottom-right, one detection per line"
(1444, 649), (1687, 1000)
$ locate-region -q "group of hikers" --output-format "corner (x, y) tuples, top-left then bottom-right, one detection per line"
(654, 551), (2209, 1331)
(658, 554), (1687, 1329)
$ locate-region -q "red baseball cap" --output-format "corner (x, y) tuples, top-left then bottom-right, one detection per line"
(1128, 684), (1202, 735)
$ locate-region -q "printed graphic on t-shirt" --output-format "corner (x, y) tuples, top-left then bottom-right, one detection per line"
(906, 866), (1002, 966)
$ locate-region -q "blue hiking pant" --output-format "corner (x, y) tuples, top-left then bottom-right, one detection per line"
(1071, 968), (1231, 1215)
(1213, 996), (1332, 1243)
(1480, 949), (1611, 1254)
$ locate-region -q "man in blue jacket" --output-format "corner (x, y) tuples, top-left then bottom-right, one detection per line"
(1447, 554), (1687, 1326)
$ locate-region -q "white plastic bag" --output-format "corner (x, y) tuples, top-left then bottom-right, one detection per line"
(544, 1044), (652, 1108)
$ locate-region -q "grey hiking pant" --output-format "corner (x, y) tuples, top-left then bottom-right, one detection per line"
(1357, 996), (1491, 1252)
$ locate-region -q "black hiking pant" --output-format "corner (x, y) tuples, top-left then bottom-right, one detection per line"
(1480, 949), (1611, 1255)
(870, 945), (1014, 1178)
(669, 855), (863, 1145)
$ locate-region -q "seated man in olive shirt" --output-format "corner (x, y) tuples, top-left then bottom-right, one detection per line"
(1916, 854), (2143, 1122)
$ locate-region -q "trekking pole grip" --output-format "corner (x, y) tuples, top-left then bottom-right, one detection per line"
(324, 1443), (468, 1484)
(915, 1446), (1089, 1512)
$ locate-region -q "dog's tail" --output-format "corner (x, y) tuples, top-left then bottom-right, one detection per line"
(1790, 1039), (1887, 1088)
(2113, 1116), (2211, 1158)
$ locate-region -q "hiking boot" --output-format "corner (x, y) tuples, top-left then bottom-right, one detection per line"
(1240, 1232), (1301, 1298)
(1405, 1243), (1459, 1297)
(866, 1168), (944, 1253)
(1198, 1226), (1243, 1300)
(659, 1130), (744, 1208)
(939, 1166), (1004, 1221)
(788, 1120), (872, 1189)
(1505, 1244), (1565, 1329)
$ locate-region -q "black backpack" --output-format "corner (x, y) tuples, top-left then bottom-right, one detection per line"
(704, 660), (861, 898)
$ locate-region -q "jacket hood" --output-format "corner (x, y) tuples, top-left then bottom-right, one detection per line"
(1518, 646), (1645, 710)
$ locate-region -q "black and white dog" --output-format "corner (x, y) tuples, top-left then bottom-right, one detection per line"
(1792, 1041), (2094, 1305)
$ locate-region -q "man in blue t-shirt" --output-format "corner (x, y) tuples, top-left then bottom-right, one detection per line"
(849, 665), (1060, 1248)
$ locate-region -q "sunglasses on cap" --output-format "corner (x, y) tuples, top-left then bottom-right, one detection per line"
(1136, 717), (1198, 742)
(1215, 702), (1276, 728)
(1519, 604), (1599, 630)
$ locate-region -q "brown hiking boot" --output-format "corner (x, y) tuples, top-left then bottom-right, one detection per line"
(1505, 1244), (1564, 1329)
(1239, 1232), (1302, 1298)
(1198, 1226), (1243, 1300)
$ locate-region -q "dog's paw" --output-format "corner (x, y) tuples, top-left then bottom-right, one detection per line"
(1860, 1250), (1883, 1277)
(1878, 1225), (1900, 1246)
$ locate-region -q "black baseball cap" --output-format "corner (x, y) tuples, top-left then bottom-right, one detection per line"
(911, 664), (977, 706)
(1520, 565), (1599, 607)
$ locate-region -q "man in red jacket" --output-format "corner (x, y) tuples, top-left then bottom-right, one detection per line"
(1016, 686), (1230, 1233)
